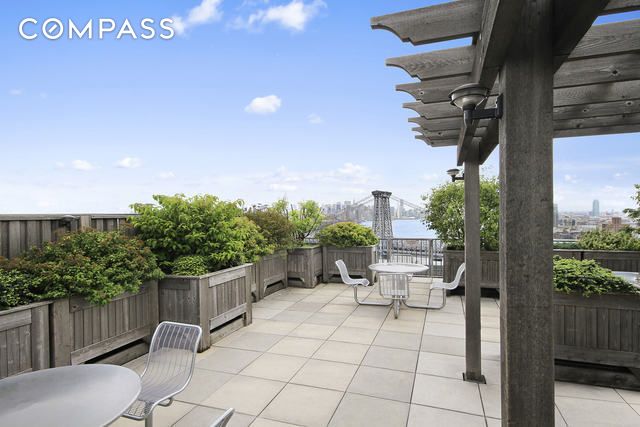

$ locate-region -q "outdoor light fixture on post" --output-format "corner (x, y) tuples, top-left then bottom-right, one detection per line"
(449, 83), (503, 126)
(447, 168), (464, 182)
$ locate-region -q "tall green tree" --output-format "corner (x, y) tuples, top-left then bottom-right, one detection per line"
(623, 184), (640, 226)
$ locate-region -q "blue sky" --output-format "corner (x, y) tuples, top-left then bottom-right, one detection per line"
(1, 1), (638, 214)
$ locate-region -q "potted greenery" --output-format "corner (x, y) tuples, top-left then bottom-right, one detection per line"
(0, 230), (163, 373)
(246, 206), (294, 299)
(131, 194), (271, 350)
(423, 178), (500, 288)
(318, 222), (379, 283)
(552, 256), (640, 389)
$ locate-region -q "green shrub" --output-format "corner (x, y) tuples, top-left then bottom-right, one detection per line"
(553, 257), (639, 297)
(246, 208), (295, 250)
(1, 231), (163, 307)
(577, 229), (640, 251)
(553, 242), (580, 250)
(131, 194), (272, 273)
(172, 255), (208, 276)
(0, 268), (39, 310)
(623, 184), (640, 226)
(422, 178), (499, 250)
(317, 222), (379, 248)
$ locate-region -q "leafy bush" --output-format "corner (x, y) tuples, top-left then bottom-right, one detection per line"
(317, 222), (379, 247)
(422, 178), (499, 250)
(246, 208), (295, 250)
(131, 194), (272, 273)
(553, 257), (639, 297)
(553, 242), (580, 249)
(172, 255), (208, 276)
(0, 231), (163, 307)
(577, 229), (640, 251)
(0, 268), (39, 310)
(623, 184), (640, 226)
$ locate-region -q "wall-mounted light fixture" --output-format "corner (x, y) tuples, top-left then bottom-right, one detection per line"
(449, 83), (503, 126)
(447, 168), (464, 182)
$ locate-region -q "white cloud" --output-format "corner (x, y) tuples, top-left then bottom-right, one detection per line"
(71, 160), (95, 171)
(269, 183), (298, 192)
(308, 113), (323, 125)
(171, 0), (223, 35)
(9, 89), (22, 96)
(245, 95), (282, 114)
(422, 173), (440, 182)
(233, 0), (326, 32)
(54, 161), (65, 169)
(564, 174), (579, 184)
(116, 157), (142, 169)
(159, 171), (176, 179)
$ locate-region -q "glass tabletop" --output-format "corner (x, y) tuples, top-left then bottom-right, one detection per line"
(368, 262), (429, 274)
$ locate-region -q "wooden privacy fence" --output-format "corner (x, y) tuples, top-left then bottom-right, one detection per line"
(0, 214), (133, 259)
(255, 250), (288, 300)
(323, 246), (376, 284)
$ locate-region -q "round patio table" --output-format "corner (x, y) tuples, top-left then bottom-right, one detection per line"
(368, 262), (429, 275)
(0, 364), (141, 427)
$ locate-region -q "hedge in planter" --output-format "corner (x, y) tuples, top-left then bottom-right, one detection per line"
(318, 222), (378, 283)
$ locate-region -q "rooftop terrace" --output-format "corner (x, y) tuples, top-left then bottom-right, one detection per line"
(113, 279), (640, 427)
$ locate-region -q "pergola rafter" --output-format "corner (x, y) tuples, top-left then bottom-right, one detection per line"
(371, 1), (640, 424)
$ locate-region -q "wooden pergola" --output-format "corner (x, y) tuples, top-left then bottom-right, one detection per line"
(371, 1), (640, 424)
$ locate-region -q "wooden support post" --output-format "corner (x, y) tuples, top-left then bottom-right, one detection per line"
(464, 141), (485, 383)
(499, 0), (555, 424)
(50, 299), (72, 367)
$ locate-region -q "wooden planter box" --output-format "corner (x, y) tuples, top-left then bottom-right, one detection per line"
(582, 250), (640, 272)
(553, 291), (640, 390)
(0, 301), (51, 379)
(159, 264), (253, 352)
(50, 281), (159, 367)
(443, 250), (498, 288)
(323, 246), (375, 284)
(255, 250), (288, 300)
(287, 246), (323, 288)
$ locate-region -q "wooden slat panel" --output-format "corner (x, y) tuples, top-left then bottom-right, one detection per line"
(370, 0), (483, 45)
(0, 332), (7, 378)
(609, 309), (621, 351)
(570, 20), (640, 61)
(554, 112), (640, 132)
(554, 99), (640, 121)
(387, 46), (475, 80)
(557, 53), (640, 88)
(604, 0), (640, 14)
(554, 123), (640, 138)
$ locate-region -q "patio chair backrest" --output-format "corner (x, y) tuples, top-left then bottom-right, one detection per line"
(378, 273), (409, 298)
(446, 263), (466, 290)
(335, 259), (360, 286)
(210, 408), (235, 427)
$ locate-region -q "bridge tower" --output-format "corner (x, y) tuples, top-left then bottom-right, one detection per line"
(372, 190), (393, 239)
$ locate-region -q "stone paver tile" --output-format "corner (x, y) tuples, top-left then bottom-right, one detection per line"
(481, 341), (501, 361)
(412, 374), (483, 415)
(407, 404), (485, 427)
(319, 304), (357, 315)
(261, 384), (343, 427)
(423, 322), (465, 339)
(373, 330), (421, 351)
(301, 294), (336, 304)
(111, 401), (194, 427)
(202, 375), (285, 416)
(247, 320), (299, 336)
(555, 396), (640, 426)
(350, 305), (390, 318)
(555, 381), (625, 402)
(288, 323), (337, 340)
(425, 311), (465, 325)
(381, 319), (424, 335)
(485, 418), (501, 427)
(255, 299), (296, 310)
(416, 351), (465, 379)
(479, 383), (501, 419)
(329, 326), (378, 345)
(215, 332), (283, 352)
(174, 406), (254, 427)
(482, 359), (501, 385)
(438, 298), (464, 314)
(291, 359), (358, 391)
(421, 335), (465, 356)
(362, 346), (419, 373)
(250, 418), (301, 427)
(270, 310), (313, 323)
(329, 296), (359, 306)
(268, 293), (307, 302)
(313, 341), (370, 365)
(329, 393), (409, 427)
(618, 388), (640, 404)
(197, 347), (262, 374)
(556, 406), (569, 427)
(287, 301), (327, 312)
(252, 308), (283, 320)
(342, 315), (385, 330)
(386, 308), (425, 322)
(240, 353), (307, 382)
(481, 327), (500, 343)
(348, 366), (414, 402)
(267, 336), (324, 358)
(481, 315), (500, 329)
(305, 312), (349, 326)
(633, 404), (640, 416)
(175, 368), (234, 404)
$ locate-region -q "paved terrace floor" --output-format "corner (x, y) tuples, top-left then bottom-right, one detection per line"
(114, 279), (640, 427)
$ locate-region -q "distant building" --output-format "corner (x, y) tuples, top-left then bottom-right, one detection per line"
(553, 204), (559, 227)
(603, 217), (624, 232)
(591, 200), (600, 217)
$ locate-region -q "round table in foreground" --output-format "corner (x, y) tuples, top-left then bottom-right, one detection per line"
(368, 262), (429, 275)
(0, 364), (141, 427)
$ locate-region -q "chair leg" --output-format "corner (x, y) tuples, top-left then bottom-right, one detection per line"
(404, 288), (446, 310)
(393, 299), (400, 319)
(352, 286), (393, 306)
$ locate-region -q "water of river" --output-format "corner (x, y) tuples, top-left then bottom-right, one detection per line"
(360, 219), (437, 239)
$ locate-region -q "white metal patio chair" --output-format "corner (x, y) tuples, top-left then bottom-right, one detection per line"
(405, 263), (465, 310)
(210, 408), (234, 427)
(336, 259), (392, 307)
(378, 273), (409, 318)
(123, 321), (202, 427)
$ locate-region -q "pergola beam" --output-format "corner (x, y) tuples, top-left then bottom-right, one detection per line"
(604, 0), (640, 13)
(370, 0), (483, 45)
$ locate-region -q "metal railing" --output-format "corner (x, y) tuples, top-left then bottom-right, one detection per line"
(377, 238), (445, 278)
